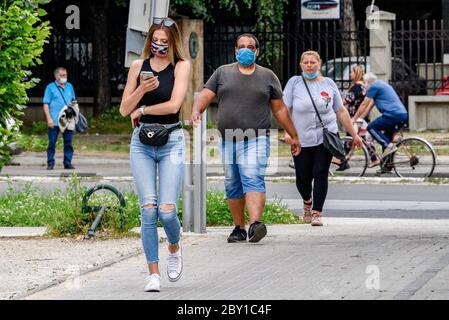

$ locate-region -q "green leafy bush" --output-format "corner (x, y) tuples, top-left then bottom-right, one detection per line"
(88, 105), (133, 134)
(0, 0), (51, 169)
(0, 178), (301, 237)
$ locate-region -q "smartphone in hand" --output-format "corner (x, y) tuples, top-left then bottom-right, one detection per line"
(140, 71), (154, 80)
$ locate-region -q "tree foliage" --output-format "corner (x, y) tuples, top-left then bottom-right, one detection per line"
(0, 0), (51, 169)
(171, 0), (288, 26)
(171, 0), (288, 67)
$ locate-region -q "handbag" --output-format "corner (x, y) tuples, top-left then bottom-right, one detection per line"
(302, 76), (346, 160)
(76, 111), (88, 133)
(55, 84), (88, 133)
(138, 122), (182, 146)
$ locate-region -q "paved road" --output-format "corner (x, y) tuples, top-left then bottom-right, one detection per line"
(2, 151), (449, 178)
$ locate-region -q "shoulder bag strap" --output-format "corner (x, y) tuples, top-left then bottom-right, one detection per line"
(54, 83), (69, 106)
(302, 76), (325, 128)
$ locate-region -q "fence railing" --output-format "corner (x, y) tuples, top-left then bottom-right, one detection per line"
(28, 22), (127, 99)
(204, 21), (369, 90)
(391, 20), (449, 104)
(30, 17), (449, 111)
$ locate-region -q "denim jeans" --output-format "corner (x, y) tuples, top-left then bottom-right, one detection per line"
(367, 113), (408, 148)
(220, 135), (270, 199)
(130, 125), (184, 264)
(47, 126), (74, 167)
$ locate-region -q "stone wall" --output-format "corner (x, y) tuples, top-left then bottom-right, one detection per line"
(408, 95), (449, 130)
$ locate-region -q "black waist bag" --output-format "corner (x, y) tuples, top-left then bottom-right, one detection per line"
(138, 122), (182, 146)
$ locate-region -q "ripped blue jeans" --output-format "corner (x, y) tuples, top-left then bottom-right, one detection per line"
(130, 126), (184, 264)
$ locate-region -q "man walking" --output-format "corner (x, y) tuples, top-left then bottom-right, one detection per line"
(190, 34), (300, 243)
(42, 67), (77, 170)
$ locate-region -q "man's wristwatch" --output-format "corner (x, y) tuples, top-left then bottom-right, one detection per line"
(140, 106), (145, 115)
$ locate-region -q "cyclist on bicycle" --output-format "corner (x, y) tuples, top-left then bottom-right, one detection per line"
(352, 72), (408, 161)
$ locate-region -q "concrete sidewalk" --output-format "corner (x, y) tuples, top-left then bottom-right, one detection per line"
(19, 218), (449, 300)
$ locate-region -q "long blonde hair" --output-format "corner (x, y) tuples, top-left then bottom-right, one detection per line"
(352, 65), (365, 83)
(141, 18), (186, 65)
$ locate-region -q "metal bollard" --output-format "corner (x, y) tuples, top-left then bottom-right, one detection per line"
(81, 184), (126, 239)
(182, 162), (194, 232)
(182, 96), (207, 234)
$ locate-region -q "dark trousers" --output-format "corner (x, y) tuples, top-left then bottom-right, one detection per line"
(47, 127), (74, 167)
(293, 144), (333, 212)
(367, 114), (408, 148)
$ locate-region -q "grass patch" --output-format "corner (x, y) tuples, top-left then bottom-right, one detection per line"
(16, 133), (131, 154)
(423, 177), (449, 185)
(0, 176), (301, 237)
(16, 133), (50, 152)
(203, 191), (301, 226)
(21, 106), (133, 136)
(88, 106), (133, 135)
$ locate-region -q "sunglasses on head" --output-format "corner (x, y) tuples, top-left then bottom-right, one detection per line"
(153, 17), (175, 27)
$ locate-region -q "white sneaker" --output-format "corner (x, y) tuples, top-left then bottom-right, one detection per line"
(167, 244), (183, 282)
(144, 273), (161, 292)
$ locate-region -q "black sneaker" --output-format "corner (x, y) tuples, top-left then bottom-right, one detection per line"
(336, 160), (350, 171)
(227, 226), (247, 243)
(248, 221), (267, 243)
(376, 165), (393, 175)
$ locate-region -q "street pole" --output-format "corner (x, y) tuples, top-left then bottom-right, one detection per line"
(183, 92), (207, 234)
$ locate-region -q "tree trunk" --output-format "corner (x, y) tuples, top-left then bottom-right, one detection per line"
(89, 1), (111, 117)
(341, 0), (358, 57)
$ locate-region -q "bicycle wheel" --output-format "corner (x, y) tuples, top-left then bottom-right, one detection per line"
(329, 136), (369, 177)
(391, 137), (436, 178)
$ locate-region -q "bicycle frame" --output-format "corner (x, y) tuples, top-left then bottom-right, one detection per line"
(336, 122), (436, 177)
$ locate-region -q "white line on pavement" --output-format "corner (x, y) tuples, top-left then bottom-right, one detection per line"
(278, 199), (449, 211)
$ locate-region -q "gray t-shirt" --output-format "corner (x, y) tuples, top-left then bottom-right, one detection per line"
(283, 76), (343, 147)
(204, 63), (283, 140)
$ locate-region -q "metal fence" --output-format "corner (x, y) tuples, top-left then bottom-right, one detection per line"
(204, 23), (285, 83)
(28, 8), (127, 100)
(290, 21), (369, 91)
(204, 20), (370, 90)
(31, 14), (449, 110)
(391, 20), (449, 105)
(205, 19), (449, 109)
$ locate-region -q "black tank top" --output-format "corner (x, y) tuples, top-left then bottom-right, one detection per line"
(137, 59), (179, 124)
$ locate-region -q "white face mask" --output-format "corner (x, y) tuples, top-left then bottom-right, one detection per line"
(59, 77), (67, 84)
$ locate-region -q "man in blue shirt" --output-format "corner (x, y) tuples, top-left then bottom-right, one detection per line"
(43, 67), (77, 170)
(352, 72), (408, 161)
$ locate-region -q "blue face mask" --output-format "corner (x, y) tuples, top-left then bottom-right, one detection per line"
(236, 48), (256, 67)
(303, 71), (319, 80)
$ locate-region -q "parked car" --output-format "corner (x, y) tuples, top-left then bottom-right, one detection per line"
(321, 56), (427, 107)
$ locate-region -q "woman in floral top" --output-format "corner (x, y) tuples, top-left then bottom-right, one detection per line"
(338, 65), (379, 170)
(345, 65), (367, 118)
